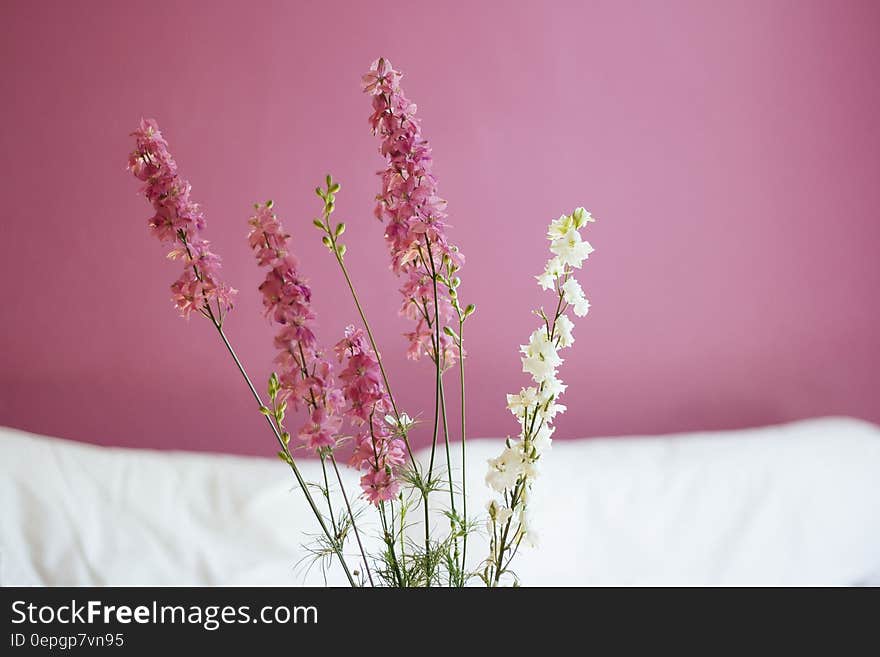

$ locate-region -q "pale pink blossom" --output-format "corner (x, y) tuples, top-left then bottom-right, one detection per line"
(363, 58), (464, 367)
(335, 325), (406, 504)
(247, 202), (343, 452)
(128, 118), (235, 319)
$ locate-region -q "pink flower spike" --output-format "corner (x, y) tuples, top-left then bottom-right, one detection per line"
(335, 323), (405, 505)
(247, 202), (344, 453)
(362, 58), (464, 367)
(128, 118), (235, 319)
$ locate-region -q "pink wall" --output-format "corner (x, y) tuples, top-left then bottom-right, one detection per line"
(1, 0), (879, 456)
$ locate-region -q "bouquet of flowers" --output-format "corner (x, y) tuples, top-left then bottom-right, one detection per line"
(126, 58), (596, 587)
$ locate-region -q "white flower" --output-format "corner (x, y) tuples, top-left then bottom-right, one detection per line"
(550, 228), (594, 268)
(573, 297), (590, 317)
(485, 445), (526, 492)
(555, 313), (575, 348)
(540, 376), (568, 400)
(530, 423), (555, 454)
(521, 328), (561, 362)
(486, 501), (514, 530)
(535, 270), (554, 291)
(521, 329), (563, 383)
(539, 400), (566, 422)
(385, 412), (414, 432)
(487, 499), (513, 524)
(571, 207), (595, 229)
(561, 278), (590, 317)
(506, 386), (539, 418)
(547, 214), (574, 241)
(515, 509), (540, 548)
(535, 256), (565, 290)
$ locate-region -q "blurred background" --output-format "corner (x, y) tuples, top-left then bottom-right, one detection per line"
(1, 0), (878, 456)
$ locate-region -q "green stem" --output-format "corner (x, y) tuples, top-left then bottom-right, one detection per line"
(424, 236), (444, 586)
(329, 453), (374, 587)
(438, 375), (459, 585)
(379, 500), (405, 587)
(458, 317), (468, 586)
(319, 454), (339, 536)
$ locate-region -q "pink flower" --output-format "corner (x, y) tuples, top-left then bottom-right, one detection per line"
(361, 57), (402, 96)
(362, 59), (464, 367)
(360, 467), (401, 505)
(335, 325), (406, 504)
(298, 406), (343, 451)
(128, 118), (235, 319)
(247, 202), (343, 453)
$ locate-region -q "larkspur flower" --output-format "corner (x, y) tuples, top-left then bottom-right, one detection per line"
(561, 278), (591, 317)
(485, 207), (595, 583)
(128, 118), (236, 319)
(335, 325), (406, 504)
(247, 202), (344, 452)
(363, 57), (464, 367)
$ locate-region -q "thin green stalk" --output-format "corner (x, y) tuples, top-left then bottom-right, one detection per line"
(329, 453), (374, 587)
(423, 236), (445, 585)
(379, 500), (405, 587)
(458, 317), (468, 586)
(492, 480), (523, 587)
(319, 454), (339, 536)
(438, 375), (459, 585)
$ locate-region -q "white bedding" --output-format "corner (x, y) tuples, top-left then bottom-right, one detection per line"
(2, 417), (879, 586)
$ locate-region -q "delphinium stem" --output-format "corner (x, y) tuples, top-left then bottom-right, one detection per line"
(320, 454), (339, 536)
(457, 317), (468, 586)
(379, 501), (405, 586)
(329, 453), (374, 587)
